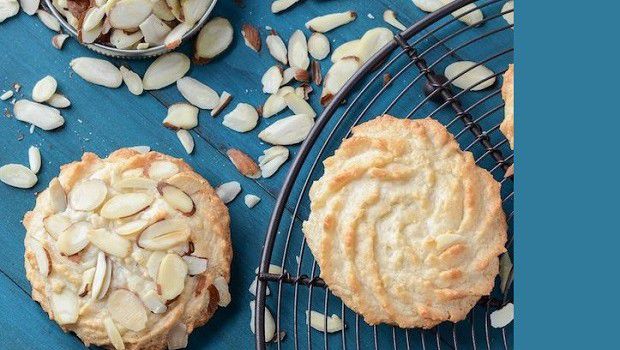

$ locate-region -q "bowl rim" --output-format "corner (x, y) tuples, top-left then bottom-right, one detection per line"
(43, 0), (218, 59)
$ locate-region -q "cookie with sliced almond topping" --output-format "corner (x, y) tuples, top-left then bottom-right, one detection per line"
(23, 148), (232, 350)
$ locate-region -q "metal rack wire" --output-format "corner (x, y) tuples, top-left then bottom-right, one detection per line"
(256, 0), (514, 348)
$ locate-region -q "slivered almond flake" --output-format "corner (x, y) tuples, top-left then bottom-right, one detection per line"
(266, 30), (287, 64)
(356, 27), (394, 63)
(28, 146), (41, 174)
(288, 30), (309, 70)
(57, 222), (90, 256)
(262, 94), (286, 118)
(308, 32), (330, 60)
(80, 23), (103, 44)
(148, 160), (179, 180)
(157, 253), (188, 300)
(277, 86), (295, 96)
(167, 323), (188, 350)
(88, 228), (132, 258)
(138, 219), (190, 250)
(213, 276), (230, 306)
(490, 303), (514, 328)
(258, 114), (314, 145)
(249, 300), (275, 342)
(444, 61), (495, 91)
(147, 251), (165, 279)
(107, 289), (148, 332)
(164, 22), (192, 49)
(262, 66), (283, 94)
(158, 183), (195, 214)
(70, 57), (123, 88)
(111, 29), (145, 49)
(281, 67), (295, 86)
(271, 0), (299, 13)
(244, 194), (261, 208)
(306, 11), (357, 33)
(69, 179), (108, 211)
(194, 17), (233, 64)
(258, 146), (289, 178)
(50, 289), (78, 325)
(177, 77), (219, 110)
(183, 255), (208, 275)
(78, 267), (95, 297)
(331, 39), (360, 62)
(222, 103), (259, 132)
(166, 173), (203, 195)
(153, 0), (176, 21)
(242, 24), (261, 52)
(32, 75), (58, 103)
(136, 42), (150, 50)
(284, 92), (316, 118)
(47, 93), (71, 108)
(215, 181), (241, 204)
(311, 60), (323, 85)
(115, 219), (148, 236)
(227, 149), (261, 179)
(103, 317), (125, 350)
(176, 129), (194, 154)
(181, 0), (210, 23)
(321, 56), (360, 106)
(115, 177), (157, 191)
(30, 240), (50, 276)
(306, 310), (345, 333)
(120, 66), (143, 96)
(48, 177), (67, 213)
(44, 214), (71, 239)
(163, 103), (199, 130)
(383, 9), (407, 31)
(36, 9), (60, 32)
(51, 34), (69, 50)
(100, 192), (154, 219)
(0, 163), (38, 188)
(13, 100), (64, 130)
(82, 6), (105, 32)
(1, 0), (19, 22)
(108, 0), (152, 29)
(211, 91), (232, 117)
(142, 289), (167, 314)
(143, 53), (190, 90)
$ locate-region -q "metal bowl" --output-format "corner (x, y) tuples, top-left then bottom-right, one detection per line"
(43, 0), (218, 59)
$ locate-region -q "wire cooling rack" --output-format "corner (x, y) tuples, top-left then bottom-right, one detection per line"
(255, 0), (514, 348)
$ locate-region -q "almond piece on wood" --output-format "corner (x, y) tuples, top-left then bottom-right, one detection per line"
(226, 149), (261, 179)
(258, 114), (314, 145)
(262, 66), (283, 94)
(143, 53), (190, 90)
(211, 91), (232, 117)
(32, 75), (57, 103)
(383, 9), (407, 31)
(258, 146), (289, 178)
(194, 17), (233, 64)
(177, 77), (219, 110)
(0, 163), (38, 189)
(311, 60), (323, 85)
(288, 30), (309, 70)
(70, 57), (123, 88)
(47, 93), (71, 108)
(308, 32), (330, 60)
(262, 93), (287, 119)
(215, 181), (241, 204)
(51, 34), (69, 49)
(176, 130), (194, 154)
(271, 0), (300, 13)
(28, 146), (41, 174)
(266, 30), (287, 64)
(163, 103), (199, 130)
(222, 103), (258, 132)
(13, 100), (64, 130)
(321, 56), (360, 106)
(283, 92), (316, 118)
(306, 11), (357, 33)
(120, 66), (144, 96)
(241, 24), (261, 52)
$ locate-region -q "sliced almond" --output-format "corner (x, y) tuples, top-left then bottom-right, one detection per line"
(444, 61), (496, 91)
(226, 149), (261, 179)
(51, 33), (69, 50)
(115, 219), (149, 236)
(50, 289), (79, 325)
(115, 177), (157, 191)
(143, 53), (190, 90)
(176, 129), (194, 154)
(36, 9), (60, 32)
(44, 213), (71, 239)
(213, 276), (230, 306)
(0, 163), (38, 189)
(47, 177), (67, 213)
(82, 6), (105, 32)
(108, 0), (153, 29)
(166, 0), (182, 21)
(306, 11), (356, 33)
(158, 183), (195, 214)
(32, 75), (58, 103)
(211, 91), (232, 117)
(100, 193), (154, 219)
(244, 194), (261, 208)
(258, 146), (289, 178)
(262, 66), (283, 94)
(280, 67), (295, 86)
(357, 27), (393, 63)
(57, 222), (90, 256)
(80, 23), (103, 44)
(107, 289), (148, 332)
(119, 66), (143, 96)
(194, 17), (233, 64)
(258, 114), (314, 145)
(222, 103), (259, 132)
(88, 228), (132, 258)
(110, 29), (145, 49)
(176, 77), (219, 110)
(1, 0), (20, 22)
(153, 0), (176, 21)
(142, 289), (167, 314)
(182, 255), (207, 275)
(271, 0), (299, 13)
(78, 267), (95, 297)
(129, 146), (151, 154)
(148, 160), (179, 180)
(288, 30), (309, 70)
(308, 32), (330, 60)
(103, 318), (125, 350)
(157, 253), (188, 300)
(383, 9), (406, 31)
(181, 0), (209, 24)
(147, 251), (166, 279)
(13, 100), (64, 130)
(138, 219), (190, 250)
(30, 240), (51, 276)
(311, 60), (322, 85)
(69, 179), (108, 211)
(215, 181), (241, 204)
(277, 86), (295, 96)
(164, 22), (192, 49)
(165, 173), (203, 195)
(490, 303), (514, 328)
(167, 323), (188, 350)
(47, 93), (71, 108)
(163, 103), (199, 130)
(266, 30), (287, 64)
(249, 300), (275, 342)
(321, 56), (360, 106)
(306, 310), (345, 333)
(331, 39), (360, 62)
(283, 92), (316, 118)
(70, 57), (123, 88)
(28, 146), (41, 174)
(262, 94), (286, 119)
(242, 23), (261, 52)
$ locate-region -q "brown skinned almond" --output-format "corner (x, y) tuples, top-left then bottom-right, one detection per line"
(241, 24), (261, 52)
(226, 149), (261, 179)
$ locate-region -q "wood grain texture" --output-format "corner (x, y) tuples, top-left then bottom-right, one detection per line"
(0, 0), (513, 349)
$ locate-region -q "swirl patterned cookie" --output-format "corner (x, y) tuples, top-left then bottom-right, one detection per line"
(23, 149), (232, 350)
(303, 116), (507, 329)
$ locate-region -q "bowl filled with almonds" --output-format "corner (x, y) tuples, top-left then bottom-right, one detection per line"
(44, 0), (218, 58)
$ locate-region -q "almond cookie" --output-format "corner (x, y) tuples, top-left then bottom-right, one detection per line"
(23, 149), (232, 350)
(303, 116), (507, 329)
(500, 64), (514, 149)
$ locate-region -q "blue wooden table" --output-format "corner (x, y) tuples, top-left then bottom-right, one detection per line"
(0, 1), (513, 349)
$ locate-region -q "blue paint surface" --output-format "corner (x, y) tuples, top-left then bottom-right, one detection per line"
(0, 1), (513, 349)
